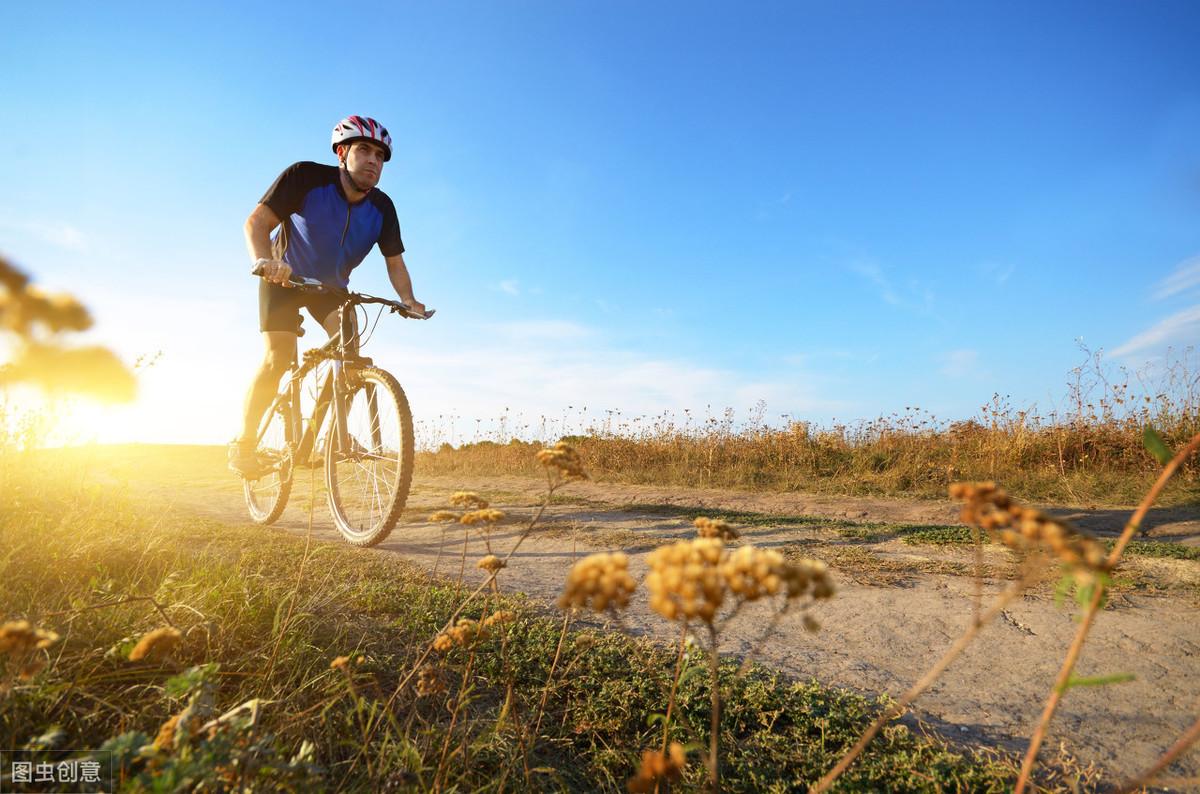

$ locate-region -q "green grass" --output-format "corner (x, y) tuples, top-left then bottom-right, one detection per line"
(0, 453), (1089, 791)
(898, 525), (977, 546)
(1116, 540), (1200, 561)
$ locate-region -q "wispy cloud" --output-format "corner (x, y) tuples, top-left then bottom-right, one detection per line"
(486, 319), (593, 341)
(848, 260), (900, 305)
(1111, 304), (1200, 357)
(498, 279), (520, 296)
(782, 349), (879, 368)
(939, 349), (980, 378)
(63, 300), (846, 445)
(1151, 255), (1200, 301)
(1110, 253), (1200, 358)
(753, 189), (796, 221)
(977, 261), (1015, 286)
(847, 259), (934, 311)
(372, 320), (845, 439)
(0, 219), (89, 253)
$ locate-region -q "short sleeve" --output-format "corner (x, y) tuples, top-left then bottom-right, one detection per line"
(376, 193), (405, 256)
(259, 162), (320, 219)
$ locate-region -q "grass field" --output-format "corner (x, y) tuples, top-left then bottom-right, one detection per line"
(411, 364), (1200, 508)
(0, 449), (1079, 793)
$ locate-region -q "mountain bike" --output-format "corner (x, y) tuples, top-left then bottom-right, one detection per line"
(242, 267), (434, 546)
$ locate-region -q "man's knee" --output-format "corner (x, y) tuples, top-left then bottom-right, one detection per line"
(255, 331), (295, 379)
(260, 343), (295, 379)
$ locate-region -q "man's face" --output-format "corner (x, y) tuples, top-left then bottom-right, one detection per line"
(342, 141), (386, 189)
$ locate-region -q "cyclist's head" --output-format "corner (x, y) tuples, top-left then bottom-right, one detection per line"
(331, 115), (392, 193)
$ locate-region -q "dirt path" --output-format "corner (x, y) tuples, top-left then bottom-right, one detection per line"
(89, 446), (1200, 784)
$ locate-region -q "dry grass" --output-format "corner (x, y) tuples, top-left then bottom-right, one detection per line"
(0, 447), (1043, 793)
(415, 348), (1200, 507)
(782, 542), (985, 586)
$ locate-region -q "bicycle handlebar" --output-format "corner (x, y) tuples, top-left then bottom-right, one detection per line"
(251, 264), (435, 320)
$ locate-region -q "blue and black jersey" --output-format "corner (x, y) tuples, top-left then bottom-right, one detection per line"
(260, 162), (404, 288)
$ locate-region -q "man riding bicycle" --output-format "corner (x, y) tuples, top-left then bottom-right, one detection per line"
(230, 115), (426, 478)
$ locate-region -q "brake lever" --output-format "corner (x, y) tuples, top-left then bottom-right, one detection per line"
(391, 305), (435, 320)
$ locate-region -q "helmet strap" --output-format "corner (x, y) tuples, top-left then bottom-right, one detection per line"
(337, 144), (373, 197)
(340, 163), (372, 196)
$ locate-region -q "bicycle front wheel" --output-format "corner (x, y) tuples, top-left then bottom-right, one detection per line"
(243, 398), (294, 525)
(324, 366), (414, 546)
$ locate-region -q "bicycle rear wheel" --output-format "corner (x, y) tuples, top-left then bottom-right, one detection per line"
(324, 366), (414, 546)
(243, 397), (294, 524)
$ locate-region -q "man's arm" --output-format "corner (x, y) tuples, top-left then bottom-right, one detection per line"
(244, 204), (291, 284)
(385, 253), (425, 314)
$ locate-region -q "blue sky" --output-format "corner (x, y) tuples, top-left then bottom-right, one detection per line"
(2, 1), (1198, 444)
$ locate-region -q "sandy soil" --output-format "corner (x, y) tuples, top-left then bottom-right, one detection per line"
(83, 446), (1200, 784)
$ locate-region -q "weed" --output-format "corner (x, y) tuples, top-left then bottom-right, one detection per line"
(415, 348), (1200, 507)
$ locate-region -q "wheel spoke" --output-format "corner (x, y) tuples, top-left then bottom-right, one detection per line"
(243, 399), (292, 524)
(324, 369), (413, 546)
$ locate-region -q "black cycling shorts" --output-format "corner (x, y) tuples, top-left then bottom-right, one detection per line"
(258, 280), (343, 334)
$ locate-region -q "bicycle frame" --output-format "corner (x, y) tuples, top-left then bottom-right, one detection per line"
(254, 301), (372, 471)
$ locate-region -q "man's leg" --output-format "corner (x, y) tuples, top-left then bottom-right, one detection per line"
(318, 305), (358, 347)
(230, 331), (296, 475)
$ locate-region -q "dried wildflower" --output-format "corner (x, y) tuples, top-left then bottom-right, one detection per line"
(433, 618), (489, 651)
(3, 342), (136, 402)
(153, 712), (182, 752)
(0, 620), (59, 655)
(416, 664), (447, 697)
(127, 627), (182, 662)
(40, 292), (91, 333)
(428, 510), (460, 522)
(330, 655), (351, 671)
(17, 656), (47, 680)
(721, 546), (786, 601)
(695, 516), (740, 541)
(645, 538), (727, 623)
(152, 704), (205, 753)
(950, 482), (1108, 571)
(627, 742), (687, 793)
(0, 257), (30, 292)
(482, 610), (516, 628)
(559, 552), (638, 613)
(461, 508), (505, 525)
(449, 491), (489, 509)
(781, 557), (836, 601)
(536, 441), (589, 480)
(1, 284), (92, 335)
(477, 554), (507, 574)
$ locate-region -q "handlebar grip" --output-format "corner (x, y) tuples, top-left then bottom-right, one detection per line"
(252, 263), (325, 290)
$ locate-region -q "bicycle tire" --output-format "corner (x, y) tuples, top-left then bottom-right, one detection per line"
(324, 366), (414, 546)
(243, 398), (294, 524)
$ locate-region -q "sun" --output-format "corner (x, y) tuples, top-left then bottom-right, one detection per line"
(1, 386), (168, 448)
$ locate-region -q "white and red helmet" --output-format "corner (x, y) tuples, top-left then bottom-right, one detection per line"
(331, 115), (393, 162)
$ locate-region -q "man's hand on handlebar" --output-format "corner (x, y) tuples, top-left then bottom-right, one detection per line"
(255, 258), (293, 286)
(403, 297), (427, 316)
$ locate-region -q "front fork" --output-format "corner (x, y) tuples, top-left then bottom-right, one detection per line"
(331, 303), (363, 459)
